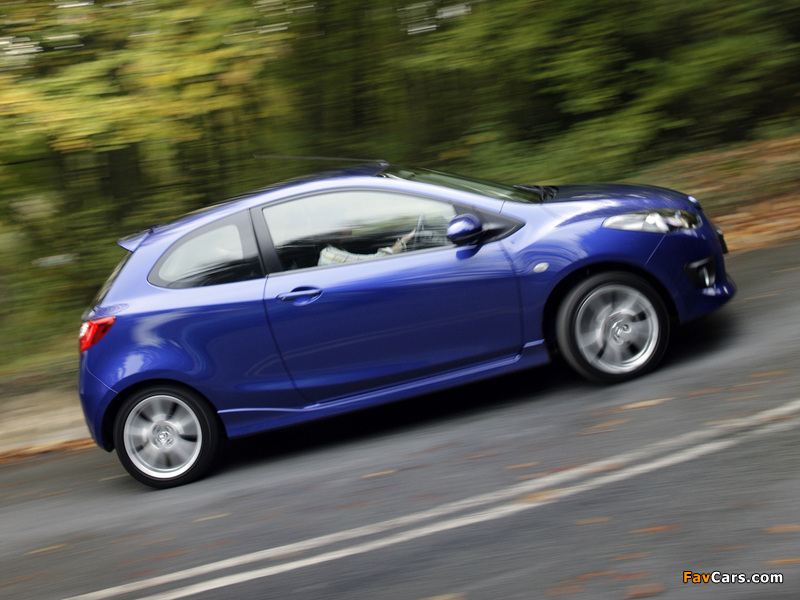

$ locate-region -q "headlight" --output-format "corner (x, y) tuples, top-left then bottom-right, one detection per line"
(603, 210), (702, 233)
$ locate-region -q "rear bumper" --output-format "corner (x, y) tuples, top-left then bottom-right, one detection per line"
(78, 363), (116, 450)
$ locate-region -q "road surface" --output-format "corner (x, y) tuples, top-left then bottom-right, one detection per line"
(2, 239), (799, 599)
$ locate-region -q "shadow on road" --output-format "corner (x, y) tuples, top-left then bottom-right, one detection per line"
(217, 359), (577, 476)
(664, 308), (740, 368)
(217, 308), (739, 479)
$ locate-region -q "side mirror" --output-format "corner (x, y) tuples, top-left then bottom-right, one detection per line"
(447, 214), (483, 246)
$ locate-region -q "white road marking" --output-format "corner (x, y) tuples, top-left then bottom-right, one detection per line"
(63, 398), (800, 600)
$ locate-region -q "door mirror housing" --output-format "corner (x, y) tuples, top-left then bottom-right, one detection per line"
(447, 214), (483, 246)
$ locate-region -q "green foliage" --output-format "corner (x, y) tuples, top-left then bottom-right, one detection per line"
(1, 0), (800, 378)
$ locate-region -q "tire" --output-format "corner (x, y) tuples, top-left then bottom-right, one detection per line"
(113, 385), (220, 488)
(556, 272), (670, 383)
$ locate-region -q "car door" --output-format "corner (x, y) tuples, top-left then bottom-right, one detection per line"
(143, 211), (306, 413)
(259, 189), (523, 403)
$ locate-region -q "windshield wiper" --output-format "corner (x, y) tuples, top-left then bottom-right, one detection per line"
(514, 184), (557, 202)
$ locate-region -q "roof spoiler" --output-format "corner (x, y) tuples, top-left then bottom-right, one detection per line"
(118, 228), (153, 252)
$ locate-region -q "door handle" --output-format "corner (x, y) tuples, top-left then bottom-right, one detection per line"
(276, 287), (323, 303)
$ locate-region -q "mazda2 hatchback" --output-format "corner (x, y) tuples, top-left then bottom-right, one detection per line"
(79, 164), (735, 487)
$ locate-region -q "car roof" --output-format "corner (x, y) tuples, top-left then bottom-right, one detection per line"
(119, 162), (391, 252)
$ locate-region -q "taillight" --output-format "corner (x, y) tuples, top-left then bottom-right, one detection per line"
(79, 317), (116, 354)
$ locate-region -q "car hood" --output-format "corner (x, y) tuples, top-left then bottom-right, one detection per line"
(545, 183), (694, 209)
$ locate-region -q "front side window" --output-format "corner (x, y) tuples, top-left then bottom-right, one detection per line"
(262, 190), (457, 271)
(149, 213), (263, 288)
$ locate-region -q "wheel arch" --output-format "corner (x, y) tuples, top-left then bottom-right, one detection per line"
(100, 379), (226, 452)
(542, 261), (679, 353)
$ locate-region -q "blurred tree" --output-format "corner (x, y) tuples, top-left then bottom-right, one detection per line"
(388, 0), (800, 178)
(0, 0), (799, 368)
(0, 0), (295, 354)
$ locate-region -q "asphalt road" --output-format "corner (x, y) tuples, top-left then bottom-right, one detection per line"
(2, 239), (799, 600)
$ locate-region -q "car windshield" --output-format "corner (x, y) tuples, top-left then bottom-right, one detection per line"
(380, 166), (541, 204)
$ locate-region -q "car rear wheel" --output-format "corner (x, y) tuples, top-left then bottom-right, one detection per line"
(113, 386), (219, 488)
(556, 272), (669, 383)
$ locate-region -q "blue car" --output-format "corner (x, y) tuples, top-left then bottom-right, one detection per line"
(79, 164), (735, 487)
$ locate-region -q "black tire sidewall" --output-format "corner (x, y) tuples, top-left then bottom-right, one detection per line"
(556, 272), (669, 384)
(113, 385), (219, 489)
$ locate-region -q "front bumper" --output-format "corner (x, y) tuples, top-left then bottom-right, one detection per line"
(646, 225), (736, 323)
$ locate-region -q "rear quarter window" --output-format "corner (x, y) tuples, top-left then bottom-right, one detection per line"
(148, 212), (264, 289)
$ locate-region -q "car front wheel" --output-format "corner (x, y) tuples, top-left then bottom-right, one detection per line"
(113, 386), (219, 488)
(556, 272), (669, 383)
